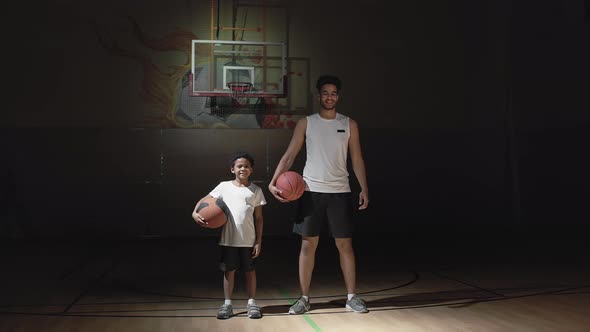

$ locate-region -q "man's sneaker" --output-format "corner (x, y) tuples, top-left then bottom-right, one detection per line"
(346, 295), (369, 313)
(288, 296), (311, 314)
(216, 304), (233, 319)
(247, 303), (262, 319)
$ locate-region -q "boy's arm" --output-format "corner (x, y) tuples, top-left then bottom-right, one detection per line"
(349, 119), (369, 210)
(252, 205), (264, 258)
(191, 194), (214, 225)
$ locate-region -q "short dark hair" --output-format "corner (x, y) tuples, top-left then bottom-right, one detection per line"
(316, 75), (341, 93)
(230, 151), (255, 168)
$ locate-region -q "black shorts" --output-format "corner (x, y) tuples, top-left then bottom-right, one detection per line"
(219, 246), (256, 272)
(292, 191), (354, 238)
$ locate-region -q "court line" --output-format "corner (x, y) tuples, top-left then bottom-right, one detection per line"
(62, 259), (118, 313)
(279, 290), (322, 332)
(1, 284), (588, 318)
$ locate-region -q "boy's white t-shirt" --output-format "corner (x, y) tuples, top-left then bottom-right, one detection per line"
(209, 180), (266, 247)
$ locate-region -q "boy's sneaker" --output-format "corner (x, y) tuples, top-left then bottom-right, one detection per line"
(288, 296), (310, 314)
(346, 295), (369, 313)
(247, 303), (262, 319)
(216, 304), (233, 319)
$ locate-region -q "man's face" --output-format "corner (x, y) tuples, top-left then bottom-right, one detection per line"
(318, 84), (339, 110)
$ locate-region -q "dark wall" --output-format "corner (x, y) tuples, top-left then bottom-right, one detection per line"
(510, 0), (590, 227)
(2, 0), (589, 238)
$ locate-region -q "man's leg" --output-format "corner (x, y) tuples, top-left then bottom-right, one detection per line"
(299, 236), (319, 295)
(334, 237), (356, 294)
(290, 192), (322, 314)
(335, 237), (369, 313)
(289, 236), (318, 314)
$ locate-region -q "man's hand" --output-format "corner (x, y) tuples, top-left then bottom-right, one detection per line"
(268, 184), (290, 203)
(358, 191), (369, 210)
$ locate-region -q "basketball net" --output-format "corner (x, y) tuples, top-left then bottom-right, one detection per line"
(227, 82), (253, 105)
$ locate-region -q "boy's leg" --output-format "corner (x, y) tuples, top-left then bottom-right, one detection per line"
(245, 270), (262, 318)
(245, 270), (256, 299)
(242, 248), (262, 319)
(220, 246), (239, 300)
(223, 270), (235, 300)
(217, 271), (235, 319)
(218, 246), (238, 319)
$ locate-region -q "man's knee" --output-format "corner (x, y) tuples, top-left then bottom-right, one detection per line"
(335, 237), (353, 252)
(301, 236), (319, 253)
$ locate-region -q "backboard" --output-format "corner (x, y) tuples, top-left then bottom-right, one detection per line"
(190, 40), (287, 98)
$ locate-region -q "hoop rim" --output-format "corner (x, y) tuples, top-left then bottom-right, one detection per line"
(188, 73), (288, 98)
(227, 81), (253, 92)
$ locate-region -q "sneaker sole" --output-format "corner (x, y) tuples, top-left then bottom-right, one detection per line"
(346, 304), (369, 313)
(288, 308), (310, 315)
(289, 311), (309, 315)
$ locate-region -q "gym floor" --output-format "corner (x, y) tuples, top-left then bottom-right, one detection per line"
(1, 231), (589, 332)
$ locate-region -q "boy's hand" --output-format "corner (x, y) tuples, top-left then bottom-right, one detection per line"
(193, 213), (207, 226)
(252, 243), (261, 258)
(268, 184), (289, 203)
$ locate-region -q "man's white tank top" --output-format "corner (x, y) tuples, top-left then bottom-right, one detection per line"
(303, 112), (351, 193)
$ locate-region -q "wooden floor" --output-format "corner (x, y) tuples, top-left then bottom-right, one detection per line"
(1, 231), (589, 332)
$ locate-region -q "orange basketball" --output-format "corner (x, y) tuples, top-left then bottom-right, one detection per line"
(276, 171), (306, 201)
(194, 196), (228, 229)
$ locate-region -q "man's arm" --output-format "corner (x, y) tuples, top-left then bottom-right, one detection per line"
(268, 118), (307, 202)
(349, 119), (369, 210)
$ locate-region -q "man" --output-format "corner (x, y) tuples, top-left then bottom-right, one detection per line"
(268, 75), (370, 314)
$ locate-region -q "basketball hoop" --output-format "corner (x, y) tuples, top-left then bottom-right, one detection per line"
(227, 82), (253, 105)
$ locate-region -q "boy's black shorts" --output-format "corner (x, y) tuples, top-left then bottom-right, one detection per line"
(219, 246), (255, 272)
(292, 191), (354, 238)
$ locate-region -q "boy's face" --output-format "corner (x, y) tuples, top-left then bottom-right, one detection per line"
(231, 157), (253, 181)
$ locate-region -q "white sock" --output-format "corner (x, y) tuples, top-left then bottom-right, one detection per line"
(248, 298), (256, 305)
(302, 295), (309, 302)
(225, 299), (232, 305)
(347, 294), (355, 301)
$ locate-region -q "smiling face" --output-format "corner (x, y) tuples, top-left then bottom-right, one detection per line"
(231, 157), (253, 182)
(318, 83), (339, 111)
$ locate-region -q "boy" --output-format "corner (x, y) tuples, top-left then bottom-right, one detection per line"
(192, 151), (266, 319)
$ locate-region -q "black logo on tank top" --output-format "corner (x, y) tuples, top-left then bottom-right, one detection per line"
(337, 129), (345, 133)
